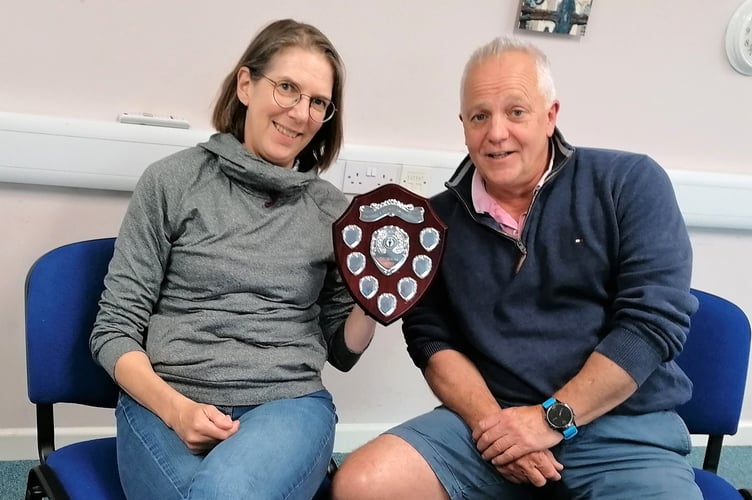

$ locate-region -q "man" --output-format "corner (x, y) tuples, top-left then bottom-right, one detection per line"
(332, 35), (701, 499)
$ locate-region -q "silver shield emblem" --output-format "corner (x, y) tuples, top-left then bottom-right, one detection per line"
(370, 225), (409, 276)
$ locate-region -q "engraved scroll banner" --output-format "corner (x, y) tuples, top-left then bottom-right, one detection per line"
(333, 183), (447, 326)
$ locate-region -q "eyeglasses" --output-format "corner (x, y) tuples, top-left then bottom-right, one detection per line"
(258, 73), (336, 123)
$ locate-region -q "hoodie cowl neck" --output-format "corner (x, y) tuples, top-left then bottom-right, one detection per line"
(199, 132), (317, 202)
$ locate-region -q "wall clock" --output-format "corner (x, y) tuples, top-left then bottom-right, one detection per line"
(726, 0), (752, 75)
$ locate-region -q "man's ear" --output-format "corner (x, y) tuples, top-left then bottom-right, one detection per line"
(236, 66), (252, 106)
(546, 100), (560, 136)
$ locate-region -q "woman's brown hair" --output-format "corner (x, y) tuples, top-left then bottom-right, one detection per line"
(212, 19), (345, 172)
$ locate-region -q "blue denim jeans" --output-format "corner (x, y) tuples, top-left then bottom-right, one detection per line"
(387, 406), (702, 499)
(115, 390), (336, 500)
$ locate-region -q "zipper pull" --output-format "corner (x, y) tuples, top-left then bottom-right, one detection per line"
(515, 240), (527, 273)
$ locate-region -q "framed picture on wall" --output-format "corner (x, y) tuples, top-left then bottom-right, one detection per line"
(517, 0), (593, 36)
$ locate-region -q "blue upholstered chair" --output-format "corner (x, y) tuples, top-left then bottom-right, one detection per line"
(25, 237), (123, 500)
(24, 238), (335, 499)
(676, 289), (752, 499)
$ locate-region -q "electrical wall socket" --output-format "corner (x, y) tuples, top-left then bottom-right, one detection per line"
(342, 161), (402, 194)
(400, 165), (432, 196)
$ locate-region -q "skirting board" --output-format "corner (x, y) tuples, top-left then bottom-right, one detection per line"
(2, 422), (752, 460)
(2, 111), (752, 231)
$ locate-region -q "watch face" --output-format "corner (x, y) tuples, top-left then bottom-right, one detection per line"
(546, 402), (574, 429)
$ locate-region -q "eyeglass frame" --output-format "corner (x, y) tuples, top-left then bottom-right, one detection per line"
(253, 70), (337, 123)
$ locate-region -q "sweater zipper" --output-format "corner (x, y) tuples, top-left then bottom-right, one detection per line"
(514, 239), (527, 273)
(514, 165), (564, 273)
(513, 185), (542, 273)
(449, 184), (531, 273)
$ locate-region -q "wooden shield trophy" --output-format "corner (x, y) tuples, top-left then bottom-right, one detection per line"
(333, 184), (447, 325)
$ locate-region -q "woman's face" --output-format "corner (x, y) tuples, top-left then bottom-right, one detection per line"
(236, 47), (334, 168)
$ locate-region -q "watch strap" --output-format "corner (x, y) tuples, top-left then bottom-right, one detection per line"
(562, 424), (578, 439)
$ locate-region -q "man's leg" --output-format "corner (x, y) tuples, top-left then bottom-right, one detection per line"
(557, 411), (702, 499)
(333, 406), (553, 500)
(333, 433), (449, 500)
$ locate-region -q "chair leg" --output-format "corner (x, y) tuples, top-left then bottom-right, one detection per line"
(327, 456), (339, 477)
(26, 467), (46, 500)
(26, 464), (70, 500)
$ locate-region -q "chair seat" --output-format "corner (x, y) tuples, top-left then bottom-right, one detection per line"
(46, 437), (126, 500)
(694, 467), (743, 499)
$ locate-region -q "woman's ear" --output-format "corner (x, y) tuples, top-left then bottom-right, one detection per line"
(236, 66), (252, 106)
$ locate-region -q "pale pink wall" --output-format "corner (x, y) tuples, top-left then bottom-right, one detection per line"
(2, 1), (751, 447)
(1, 1), (749, 171)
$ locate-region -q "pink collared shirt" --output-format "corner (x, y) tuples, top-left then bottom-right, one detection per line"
(471, 155), (553, 239)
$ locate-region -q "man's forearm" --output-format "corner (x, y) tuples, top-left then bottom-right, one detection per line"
(553, 351), (638, 426)
(424, 349), (501, 430)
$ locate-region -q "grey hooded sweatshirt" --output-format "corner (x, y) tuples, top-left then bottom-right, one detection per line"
(90, 133), (360, 406)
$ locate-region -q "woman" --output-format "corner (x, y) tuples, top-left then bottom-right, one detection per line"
(90, 19), (376, 499)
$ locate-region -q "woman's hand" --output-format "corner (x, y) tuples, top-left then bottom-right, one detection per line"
(169, 400), (240, 454)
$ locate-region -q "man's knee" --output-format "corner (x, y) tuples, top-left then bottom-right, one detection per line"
(331, 434), (448, 500)
(331, 436), (391, 500)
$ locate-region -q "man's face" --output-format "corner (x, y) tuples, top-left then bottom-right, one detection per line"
(460, 51), (559, 198)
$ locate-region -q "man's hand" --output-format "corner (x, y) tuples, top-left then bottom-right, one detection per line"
(169, 400), (240, 454)
(421, 351), (565, 486)
(473, 405), (562, 465)
(495, 450), (563, 486)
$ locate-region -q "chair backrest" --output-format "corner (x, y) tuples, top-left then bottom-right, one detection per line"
(26, 237), (119, 408)
(675, 288), (751, 436)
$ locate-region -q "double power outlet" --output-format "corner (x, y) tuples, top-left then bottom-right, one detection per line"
(342, 161), (432, 196)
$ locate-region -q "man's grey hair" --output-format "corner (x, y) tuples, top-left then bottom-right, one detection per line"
(460, 36), (557, 107)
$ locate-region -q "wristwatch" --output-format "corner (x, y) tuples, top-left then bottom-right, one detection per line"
(542, 397), (578, 440)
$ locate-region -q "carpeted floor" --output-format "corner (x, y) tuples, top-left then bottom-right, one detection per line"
(2, 448), (749, 498)
(1, 459), (35, 499)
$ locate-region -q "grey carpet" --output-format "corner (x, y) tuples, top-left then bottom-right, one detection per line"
(2, 448), (749, 498)
(0, 459), (35, 499)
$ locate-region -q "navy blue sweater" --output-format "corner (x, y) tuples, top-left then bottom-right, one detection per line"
(402, 130), (698, 415)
